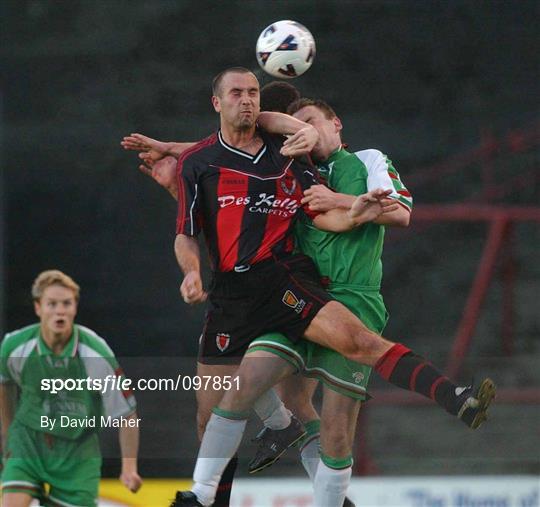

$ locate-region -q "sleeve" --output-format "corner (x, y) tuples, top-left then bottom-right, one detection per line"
(289, 157), (323, 220)
(0, 336), (13, 384)
(356, 149), (413, 211)
(80, 340), (136, 419)
(101, 357), (137, 419)
(175, 152), (202, 236)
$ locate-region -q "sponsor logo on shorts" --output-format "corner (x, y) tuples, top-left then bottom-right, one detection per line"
(300, 302), (313, 318)
(216, 333), (231, 352)
(282, 290), (306, 314)
(352, 371), (365, 384)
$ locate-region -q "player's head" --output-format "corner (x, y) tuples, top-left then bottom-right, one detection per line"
(260, 81), (301, 113)
(212, 67), (260, 131)
(32, 270), (79, 338)
(287, 98), (343, 161)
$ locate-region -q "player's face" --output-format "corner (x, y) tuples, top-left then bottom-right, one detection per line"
(34, 285), (78, 338)
(293, 105), (342, 160)
(213, 72), (260, 130)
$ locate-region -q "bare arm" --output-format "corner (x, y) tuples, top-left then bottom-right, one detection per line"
(174, 234), (207, 304)
(312, 189), (398, 232)
(118, 412), (142, 493)
(303, 185), (410, 227)
(122, 134), (198, 200)
(138, 156), (179, 200)
(373, 204), (410, 227)
(301, 185), (356, 211)
(0, 383), (16, 454)
(257, 112), (319, 156)
(121, 133), (196, 162)
(165, 142), (196, 158)
(258, 111), (311, 135)
(312, 208), (356, 232)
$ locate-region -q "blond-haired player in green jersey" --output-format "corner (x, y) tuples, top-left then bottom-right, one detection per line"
(0, 270), (142, 507)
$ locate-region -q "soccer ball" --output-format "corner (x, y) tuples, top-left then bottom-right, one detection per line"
(256, 20), (316, 79)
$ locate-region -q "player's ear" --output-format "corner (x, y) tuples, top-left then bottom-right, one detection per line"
(34, 300), (42, 318)
(212, 95), (221, 113)
(333, 116), (343, 134)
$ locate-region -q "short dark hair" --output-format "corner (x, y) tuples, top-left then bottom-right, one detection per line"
(260, 81), (301, 113)
(212, 67), (255, 96)
(287, 98), (337, 119)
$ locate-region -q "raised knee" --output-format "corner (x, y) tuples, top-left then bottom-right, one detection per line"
(341, 326), (383, 364)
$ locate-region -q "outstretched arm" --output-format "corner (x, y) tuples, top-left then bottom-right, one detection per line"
(139, 156), (179, 200)
(257, 112), (319, 157)
(303, 185), (410, 227)
(122, 134), (197, 199)
(373, 204), (410, 227)
(118, 412), (142, 493)
(301, 185), (356, 211)
(312, 189), (398, 232)
(121, 133), (195, 162)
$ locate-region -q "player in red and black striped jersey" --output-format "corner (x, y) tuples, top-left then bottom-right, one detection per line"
(173, 68), (393, 367)
(167, 69), (495, 507)
(175, 128), (320, 272)
(123, 69), (495, 507)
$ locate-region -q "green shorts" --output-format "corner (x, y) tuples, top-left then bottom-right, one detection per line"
(1, 421), (101, 506)
(248, 286), (388, 400)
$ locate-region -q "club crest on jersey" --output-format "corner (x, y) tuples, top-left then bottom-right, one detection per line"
(216, 333), (231, 352)
(282, 290), (306, 314)
(280, 177), (297, 195)
(352, 371), (365, 384)
(46, 356), (68, 368)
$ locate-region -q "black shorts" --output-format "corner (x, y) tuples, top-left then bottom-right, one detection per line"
(198, 253), (332, 364)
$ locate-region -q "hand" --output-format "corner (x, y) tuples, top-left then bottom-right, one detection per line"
(180, 271), (207, 305)
(121, 133), (169, 163)
(138, 156), (178, 193)
(280, 125), (319, 157)
(120, 469), (142, 493)
(301, 185), (340, 212)
(349, 189), (398, 224)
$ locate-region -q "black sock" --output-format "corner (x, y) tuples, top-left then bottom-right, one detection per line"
(375, 343), (458, 414)
(213, 454), (238, 507)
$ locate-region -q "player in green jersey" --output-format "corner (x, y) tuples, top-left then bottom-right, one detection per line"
(243, 98), (412, 504)
(122, 87), (491, 505)
(162, 102), (495, 507)
(0, 270), (142, 507)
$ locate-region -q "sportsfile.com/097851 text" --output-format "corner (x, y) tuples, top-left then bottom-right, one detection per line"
(40, 375), (240, 394)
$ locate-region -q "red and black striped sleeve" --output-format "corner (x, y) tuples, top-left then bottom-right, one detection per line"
(175, 133), (217, 236)
(176, 150), (202, 236)
(289, 157), (323, 220)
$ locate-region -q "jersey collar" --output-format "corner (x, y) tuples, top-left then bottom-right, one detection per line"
(37, 326), (79, 358)
(318, 145), (347, 177)
(325, 145), (348, 165)
(217, 129), (267, 164)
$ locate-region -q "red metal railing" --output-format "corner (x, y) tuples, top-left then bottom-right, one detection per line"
(411, 206), (540, 378)
(353, 121), (540, 475)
